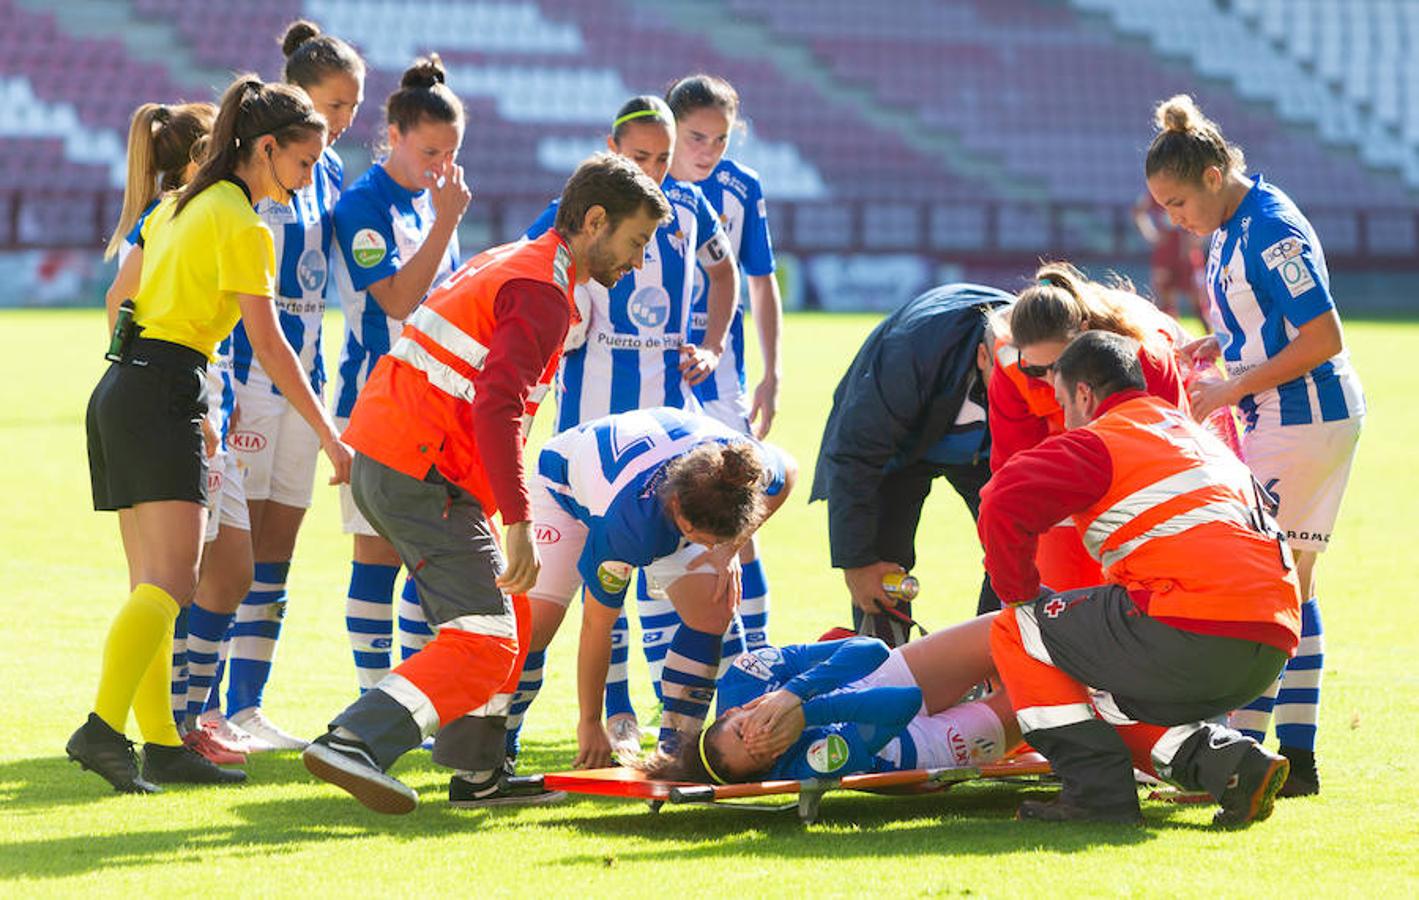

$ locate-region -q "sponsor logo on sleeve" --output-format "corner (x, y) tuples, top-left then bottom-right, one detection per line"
(806, 734), (850, 774)
(351, 228), (387, 268)
(1264, 236), (1317, 297)
(596, 560), (633, 594)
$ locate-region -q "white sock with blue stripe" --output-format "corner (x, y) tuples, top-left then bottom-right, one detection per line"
(185, 603), (236, 724)
(1229, 674), (1280, 743)
(739, 557), (771, 650)
(658, 623), (722, 751)
(637, 574), (678, 702)
(604, 610), (637, 719)
(504, 648), (546, 760)
(397, 575), (434, 661)
(226, 561), (288, 716)
(345, 562), (398, 693)
(1275, 597), (1324, 752)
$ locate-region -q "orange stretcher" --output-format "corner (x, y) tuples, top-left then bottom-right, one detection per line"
(506, 753), (1054, 824)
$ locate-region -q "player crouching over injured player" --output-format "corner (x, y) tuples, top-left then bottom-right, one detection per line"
(982, 330), (1300, 826)
(642, 617), (1021, 782)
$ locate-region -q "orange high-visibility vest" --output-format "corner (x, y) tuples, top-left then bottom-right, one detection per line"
(343, 231), (577, 514)
(1074, 395), (1300, 639)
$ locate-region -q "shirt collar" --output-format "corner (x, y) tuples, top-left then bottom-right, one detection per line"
(1090, 389), (1149, 421)
(223, 174), (254, 207)
(373, 162), (422, 203)
(1222, 172), (1264, 232)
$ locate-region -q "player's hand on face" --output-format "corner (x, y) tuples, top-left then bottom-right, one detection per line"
(742, 698), (804, 758)
(741, 689), (801, 743)
(321, 437), (354, 485)
(1181, 334), (1220, 367)
(749, 374), (779, 439)
(678, 344), (720, 386)
(574, 719), (613, 769)
(431, 163), (472, 224)
(496, 520), (541, 594)
(844, 561), (905, 615)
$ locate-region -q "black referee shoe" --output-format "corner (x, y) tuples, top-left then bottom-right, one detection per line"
(66, 713), (160, 794)
(142, 743), (247, 785)
(1214, 745), (1289, 827)
(1277, 746), (1319, 797)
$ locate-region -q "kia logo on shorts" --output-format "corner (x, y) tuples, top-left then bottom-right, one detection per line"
(229, 431), (267, 453)
(534, 524), (561, 544)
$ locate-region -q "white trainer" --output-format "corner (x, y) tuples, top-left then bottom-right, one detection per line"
(198, 710), (274, 754)
(230, 708), (309, 751)
(606, 712), (643, 763)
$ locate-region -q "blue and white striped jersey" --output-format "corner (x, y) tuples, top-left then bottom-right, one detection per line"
(526, 176), (727, 433)
(229, 146), (343, 396)
(537, 407), (787, 607)
(1205, 175), (1364, 431)
(331, 162), (458, 418)
(689, 158), (775, 404)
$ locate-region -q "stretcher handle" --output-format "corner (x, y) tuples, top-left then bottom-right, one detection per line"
(505, 775), (546, 790)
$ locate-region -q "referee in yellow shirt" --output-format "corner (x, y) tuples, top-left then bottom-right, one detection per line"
(71, 74), (353, 793)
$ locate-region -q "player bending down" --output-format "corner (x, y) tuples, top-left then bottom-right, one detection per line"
(496, 407), (795, 794)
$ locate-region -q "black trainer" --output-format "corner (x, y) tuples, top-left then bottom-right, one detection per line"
(66, 713), (160, 794)
(449, 759), (566, 808)
(303, 731), (417, 814)
(1214, 744), (1289, 827)
(142, 743), (247, 785)
(1016, 797), (1143, 825)
(1277, 746), (1319, 797)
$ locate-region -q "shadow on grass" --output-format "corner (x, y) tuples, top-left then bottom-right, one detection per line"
(0, 743), (1219, 880)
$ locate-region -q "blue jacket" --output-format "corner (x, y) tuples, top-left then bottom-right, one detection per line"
(809, 283), (1014, 568)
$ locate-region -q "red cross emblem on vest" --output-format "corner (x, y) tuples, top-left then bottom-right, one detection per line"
(1043, 597), (1069, 619)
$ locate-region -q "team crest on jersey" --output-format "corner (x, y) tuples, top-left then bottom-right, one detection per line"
(597, 560), (633, 594)
(297, 248), (327, 292)
(351, 229), (387, 268)
(732, 652), (774, 682)
(627, 285), (671, 329)
(668, 228), (688, 257)
(806, 734), (850, 774)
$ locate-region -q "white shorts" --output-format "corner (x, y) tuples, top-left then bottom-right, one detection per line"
(229, 384), (320, 509)
(528, 477), (710, 608)
(334, 416), (379, 536)
(1243, 415), (1362, 553)
(860, 650), (1007, 770)
(698, 393), (753, 435)
(204, 450), (249, 543)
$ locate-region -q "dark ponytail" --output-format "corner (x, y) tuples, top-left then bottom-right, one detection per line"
(660, 441), (767, 542)
(634, 720), (755, 783)
(1144, 94), (1246, 185)
(280, 19), (365, 89)
(386, 54), (463, 135)
(174, 74), (325, 217)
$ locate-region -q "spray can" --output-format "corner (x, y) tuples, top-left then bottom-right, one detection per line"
(881, 572), (920, 602)
(105, 299), (137, 363)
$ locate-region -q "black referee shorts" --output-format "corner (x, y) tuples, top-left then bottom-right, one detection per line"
(87, 337), (210, 511)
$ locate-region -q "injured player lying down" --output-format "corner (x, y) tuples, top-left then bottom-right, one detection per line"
(641, 615), (1021, 783)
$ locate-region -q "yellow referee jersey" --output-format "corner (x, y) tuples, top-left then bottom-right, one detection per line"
(134, 178), (276, 360)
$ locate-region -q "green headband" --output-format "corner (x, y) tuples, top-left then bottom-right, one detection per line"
(613, 108), (668, 130)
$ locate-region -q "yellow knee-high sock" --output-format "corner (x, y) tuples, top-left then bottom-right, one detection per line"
(93, 583), (181, 734)
(131, 624), (182, 747)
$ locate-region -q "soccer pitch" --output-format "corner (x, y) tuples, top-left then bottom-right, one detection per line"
(1, 309), (1415, 896)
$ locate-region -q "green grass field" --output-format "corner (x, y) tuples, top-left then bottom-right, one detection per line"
(1, 309), (1416, 896)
